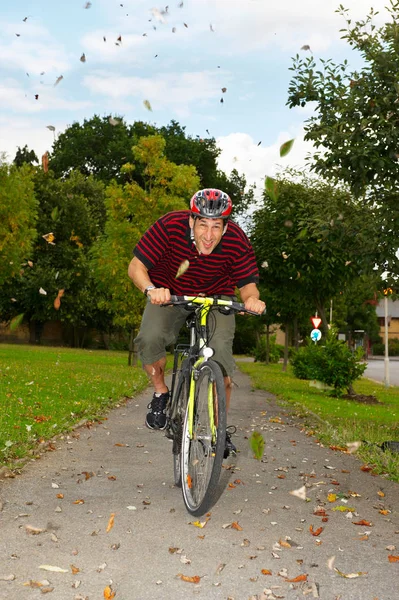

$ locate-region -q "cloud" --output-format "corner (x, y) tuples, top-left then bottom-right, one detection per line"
(83, 69), (229, 113)
(216, 129), (315, 195)
(0, 116), (62, 162)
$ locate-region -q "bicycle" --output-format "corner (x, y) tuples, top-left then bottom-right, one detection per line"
(162, 294), (263, 516)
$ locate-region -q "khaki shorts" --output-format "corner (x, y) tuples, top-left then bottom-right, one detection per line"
(134, 299), (236, 377)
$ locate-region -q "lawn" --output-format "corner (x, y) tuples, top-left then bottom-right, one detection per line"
(238, 362), (399, 482)
(0, 344), (149, 466)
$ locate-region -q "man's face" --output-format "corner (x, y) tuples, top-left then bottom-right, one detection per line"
(189, 216), (225, 255)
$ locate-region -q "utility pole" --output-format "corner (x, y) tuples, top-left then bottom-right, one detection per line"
(384, 291), (390, 388)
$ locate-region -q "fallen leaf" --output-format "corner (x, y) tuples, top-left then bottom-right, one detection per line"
(25, 525), (45, 535)
(189, 520), (207, 528)
(249, 431), (265, 460)
(360, 465), (373, 472)
(309, 525), (323, 537)
(73, 499), (85, 505)
(104, 585), (116, 599)
(0, 574), (16, 581)
(71, 565), (80, 574)
(326, 556), (335, 570)
(289, 485), (307, 501)
(177, 573), (201, 584)
(261, 569), (272, 575)
(180, 555), (191, 565)
(353, 520), (373, 526)
(377, 490), (385, 497)
(106, 513), (115, 533)
(231, 521), (243, 531)
(285, 574), (307, 582)
(334, 567), (368, 578)
(215, 563), (226, 574)
(23, 579), (50, 587)
(388, 555), (399, 562)
(379, 509), (390, 515)
(39, 565), (68, 573)
(327, 493), (337, 502)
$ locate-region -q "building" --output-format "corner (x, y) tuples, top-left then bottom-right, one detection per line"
(376, 298), (399, 341)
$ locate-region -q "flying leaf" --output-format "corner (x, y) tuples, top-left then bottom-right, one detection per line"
(265, 176), (279, 201)
(221, 87), (227, 93)
(84, 1), (92, 7)
(42, 232), (55, 245)
(42, 151), (49, 173)
(80, 53), (86, 63)
(177, 573), (200, 584)
(143, 99), (152, 111)
(54, 289), (65, 311)
(46, 125), (55, 132)
(54, 75), (63, 86)
(176, 260), (189, 279)
(249, 431), (264, 460)
(39, 565), (68, 573)
(301, 45), (311, 51)
(279, 139), (295, 157)
(9, 313), (24, 331)
(106, 513), (115, 533)
(109, 117), (120, 126)
(39, 288), (47, 296)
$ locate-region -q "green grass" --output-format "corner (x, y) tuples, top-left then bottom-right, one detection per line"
(238, 362), (399, 482)
(0, 344), (149, 466)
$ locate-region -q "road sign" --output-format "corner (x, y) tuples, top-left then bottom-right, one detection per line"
(310, 328), (322, 342)
(311, 316), (322, 329)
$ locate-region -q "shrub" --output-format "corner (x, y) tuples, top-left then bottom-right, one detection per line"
(291, 330), (367, 396)
(253, 335), (281, 364)
(372, 338), (399, 356)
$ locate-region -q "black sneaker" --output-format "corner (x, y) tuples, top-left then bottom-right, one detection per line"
(224, 425), (237, 459)
(146, 391), (169, 430)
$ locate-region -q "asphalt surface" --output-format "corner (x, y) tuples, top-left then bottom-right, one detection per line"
(0, 369), (398, 600)
(365, 358), (399, 387)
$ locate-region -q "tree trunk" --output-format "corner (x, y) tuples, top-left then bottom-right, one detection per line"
(293, 317), (299, 349)
(265, 324), (270, 364)
(316, 302), (329, 332)
(282, 322), (289, 372)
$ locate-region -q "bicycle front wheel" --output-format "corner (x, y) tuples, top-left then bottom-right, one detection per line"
(181, 360), (226, 516)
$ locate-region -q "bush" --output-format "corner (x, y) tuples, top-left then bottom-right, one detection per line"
(372, 338), (399, 356)
(253, 335), (281, 364)
(291, 343), (321, 380)
(291, 330), (367, 396)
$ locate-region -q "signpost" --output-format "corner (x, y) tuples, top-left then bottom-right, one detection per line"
(310, 313), (322, 343)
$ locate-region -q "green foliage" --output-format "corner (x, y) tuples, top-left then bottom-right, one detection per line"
(0, 164), (38, 285)
(373, 338), (399, 356)
(251, 171), (378, 330)
(14, 145), (38, 167)
(291, 330), (367, 396)
(253, 335), (281, 364)
(286, 3), (399, 278)
(90, 135), (200, 329)
(249, 431), (265, 460)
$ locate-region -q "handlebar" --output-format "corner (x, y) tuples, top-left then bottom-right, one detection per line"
(161, 295), (266, 316)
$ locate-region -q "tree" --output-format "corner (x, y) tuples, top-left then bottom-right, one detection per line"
(287, 1), (399, 199)
(250, 172), (378, 332)
(90, 135), (200, 359)
(0, 164), (38, 285)
(1, 170), (107, 345)
(14, 145), (39, 167)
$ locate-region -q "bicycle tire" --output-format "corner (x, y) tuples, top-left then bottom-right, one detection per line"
(181, 359), (226, 516)
(170, 367), (189, 487)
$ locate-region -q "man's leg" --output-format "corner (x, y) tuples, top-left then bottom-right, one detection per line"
(143, 357), (168, 394)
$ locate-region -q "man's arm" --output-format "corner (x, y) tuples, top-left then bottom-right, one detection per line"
(128, 257), (170, 304)
(239, 282), (266, 314)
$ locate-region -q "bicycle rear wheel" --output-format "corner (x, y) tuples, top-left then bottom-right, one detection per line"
(181, 360), (226, 516)
(170, 368), (189, 487)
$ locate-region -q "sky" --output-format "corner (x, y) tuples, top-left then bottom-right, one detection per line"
(0, 0), (392, 194)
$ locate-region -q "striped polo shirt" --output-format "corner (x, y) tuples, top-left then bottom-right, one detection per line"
(133, 210), (259, 296)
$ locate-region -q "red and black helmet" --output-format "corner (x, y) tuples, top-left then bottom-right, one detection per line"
(190, 188), (232, 220)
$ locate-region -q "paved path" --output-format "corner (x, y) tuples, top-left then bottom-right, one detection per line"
(0, 370), (398, 600)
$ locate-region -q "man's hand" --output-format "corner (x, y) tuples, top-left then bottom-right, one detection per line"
(147, 287), (171, 305)
(244, 296), (266, 315)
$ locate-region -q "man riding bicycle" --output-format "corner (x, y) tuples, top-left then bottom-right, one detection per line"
(128, 188), (265, 457)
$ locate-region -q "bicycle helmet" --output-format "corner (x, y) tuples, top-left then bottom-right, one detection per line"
(190, 188), (232, 219)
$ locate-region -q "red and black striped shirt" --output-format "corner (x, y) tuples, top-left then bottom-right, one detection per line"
(133, 210), (259, 296)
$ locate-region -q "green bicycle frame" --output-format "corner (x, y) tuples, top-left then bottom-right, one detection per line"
(183, 296), (233, 441)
